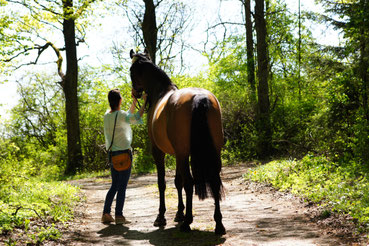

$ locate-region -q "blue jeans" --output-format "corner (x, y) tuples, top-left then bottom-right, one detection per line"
(103, 150), (132, 216)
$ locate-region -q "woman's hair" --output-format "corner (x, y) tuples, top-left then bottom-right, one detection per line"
(108, 89), (122, 111)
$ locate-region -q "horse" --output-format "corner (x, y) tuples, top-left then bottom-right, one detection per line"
(129, 49), (226, 235)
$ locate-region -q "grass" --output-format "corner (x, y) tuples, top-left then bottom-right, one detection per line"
(244, 154), (369, 232)
(62, 169), (111, 180)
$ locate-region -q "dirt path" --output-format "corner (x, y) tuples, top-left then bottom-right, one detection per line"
(61, 164), (359, 246)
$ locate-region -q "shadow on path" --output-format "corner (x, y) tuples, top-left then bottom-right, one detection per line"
(96, 224), (226, 246)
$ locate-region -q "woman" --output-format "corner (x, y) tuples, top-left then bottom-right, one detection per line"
(102, 88), (146, 225)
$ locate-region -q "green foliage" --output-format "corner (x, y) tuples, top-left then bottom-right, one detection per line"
(1, 64), (159, 179)
(0, 147), (80, 243)
(0, 73), (79, 244)
(245, 155), (369, 228)
(309, 0), (369, 165)
(131, 147), (155, 173)
(5, 73), (67, 179)
(206, 36), (258, 161)
(0, 176), (80, 231)
(78, 66), (119, 171)
(303, 65), (369, 164)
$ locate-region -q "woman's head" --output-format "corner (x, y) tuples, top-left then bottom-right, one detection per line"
(108, 89), (122, 111)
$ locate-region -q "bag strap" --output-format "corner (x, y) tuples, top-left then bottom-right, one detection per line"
(107, 111), (118, 153)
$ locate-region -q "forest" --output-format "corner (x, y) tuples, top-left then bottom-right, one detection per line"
(1, 0), (369, 244)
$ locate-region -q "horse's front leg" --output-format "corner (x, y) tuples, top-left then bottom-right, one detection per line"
(152, 145), (167, 227)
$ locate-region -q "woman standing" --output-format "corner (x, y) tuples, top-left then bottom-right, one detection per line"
(102, 88), (146, 225)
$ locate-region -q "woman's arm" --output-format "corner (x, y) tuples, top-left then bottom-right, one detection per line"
(129, 97), (137, 114)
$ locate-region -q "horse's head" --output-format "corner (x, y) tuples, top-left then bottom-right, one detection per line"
(129, 49), (152, 98)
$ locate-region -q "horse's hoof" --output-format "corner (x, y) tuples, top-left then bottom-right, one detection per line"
(154, 215), (167, 227)
(180, 223), (191, 232)
(215, 224), (226, 235)
(174, 212), (185, 222)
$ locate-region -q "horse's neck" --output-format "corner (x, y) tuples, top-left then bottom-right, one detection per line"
(159, 89), (175, 102)
(146, 88), (172, 119)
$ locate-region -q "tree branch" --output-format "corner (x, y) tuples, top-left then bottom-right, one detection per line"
(75, 0), (97, 18)
(206, 21), (245, 32)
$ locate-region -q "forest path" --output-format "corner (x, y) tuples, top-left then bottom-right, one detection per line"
(61, 164), (355, 246)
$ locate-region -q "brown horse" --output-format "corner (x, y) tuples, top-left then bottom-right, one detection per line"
(129, 49), (226, 235)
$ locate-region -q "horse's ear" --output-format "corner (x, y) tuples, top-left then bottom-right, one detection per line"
(144, 48), (151, 60)
(130, 49), (135, 59)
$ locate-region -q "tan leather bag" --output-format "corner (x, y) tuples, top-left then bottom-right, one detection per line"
(112, 152), (132, 171)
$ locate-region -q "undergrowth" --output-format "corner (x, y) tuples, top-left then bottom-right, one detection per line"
(0, 177), (81, 245)
(244, 154), (369, 232)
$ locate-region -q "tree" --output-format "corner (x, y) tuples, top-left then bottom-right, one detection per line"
(142, 0), (158, 64)
(62, 0), (83, 174)
(122, 0), (191, 71)
(0, 1), (13, 74)
(11, 74), (63, 147)
(317, 0), (369, 118)
(3, 0), (98, 174)
(241, 0), (256, 105)
(254, 0), (272, 157)
(314, 0), (369, 162)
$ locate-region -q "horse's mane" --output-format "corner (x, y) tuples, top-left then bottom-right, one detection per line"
(146, 62), (175, 88)
(131, 57), (177, 108)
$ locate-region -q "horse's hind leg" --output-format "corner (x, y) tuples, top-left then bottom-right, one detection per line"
(152, 145), (167, 227)
(174, 170), (185, 222)
(177, 155), (193, 232)
(211, 181), (226, 235)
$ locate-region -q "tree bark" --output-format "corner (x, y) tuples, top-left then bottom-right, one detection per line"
(243, 0), (256, 105)
(254, 0), (272, 158)
(62, 0), (83, 174)
(142, 0), (158, 64)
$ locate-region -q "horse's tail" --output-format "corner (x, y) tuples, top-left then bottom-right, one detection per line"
(190, 94), (224, 201)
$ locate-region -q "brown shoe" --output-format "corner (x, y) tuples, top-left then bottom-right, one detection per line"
(101, 213), (115, 224)
(115, 215), (130, 225)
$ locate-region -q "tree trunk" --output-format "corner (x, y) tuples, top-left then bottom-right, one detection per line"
(243, 0), (256, 105)
(359, 9), (369, 122)
(62, 0), (83, 174)
(254, 0), (272, 158)
(142, 0), (157, 64)
(359, 0), (369, 163)
(360, 33), (369, 122)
